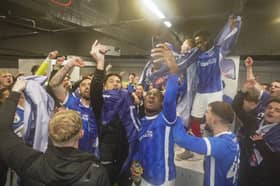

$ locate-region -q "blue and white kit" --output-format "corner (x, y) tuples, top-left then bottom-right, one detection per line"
(63, 92), (99, 156)
(134, 74), (178, 185)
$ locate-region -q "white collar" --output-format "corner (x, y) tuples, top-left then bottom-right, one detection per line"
(214, 131), (232, 137)
(145, 114), (159, 120)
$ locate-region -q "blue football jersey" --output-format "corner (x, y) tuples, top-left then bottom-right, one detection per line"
(133, 74), (178, 185)
(203, 132), (239, 186)
(173, 120), (239, 186)
(197, 16), (242, 94)
(136, 113), (177, 185)
(12, 106), (24, 137)
(63, 92), (99, 156)
(197, 47), (223, 93)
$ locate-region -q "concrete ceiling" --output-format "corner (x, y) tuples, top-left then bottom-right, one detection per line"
(1, 0), (280, 58)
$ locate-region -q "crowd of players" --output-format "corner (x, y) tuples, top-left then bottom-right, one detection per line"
(0, 15), (279, 186)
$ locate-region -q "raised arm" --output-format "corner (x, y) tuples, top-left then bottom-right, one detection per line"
(49, 57), (84, 102)
(48, 56), (65, 81)
(35, 50), (58, 76)
(214, 15), (242, 56)
(244, 56), (255, 80)
(89, 40), (108, 119)
(151, 43), (179, 123)
(0, 80), (42, 176)
(173, 118), (231, 158)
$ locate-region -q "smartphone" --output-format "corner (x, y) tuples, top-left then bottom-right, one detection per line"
(152, 35), (161, 48)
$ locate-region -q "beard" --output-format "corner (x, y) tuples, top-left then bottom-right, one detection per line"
(80, 93), (90, 100)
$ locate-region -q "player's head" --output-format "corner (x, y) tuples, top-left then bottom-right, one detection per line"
(135, 84), (144, 98)
(264, 97), (280, 124)
(48, 110), (83, 148)
(194, 30), (211, 51)
(78, 77), (91, 100)
(63, 75), (71, 89)
(181, 38), (195, 53)
(0, 71), (13, 89)
(31, 65), (40, 75)
(242, 88), (259, 112)
(104, 73), (122, 90)
(270, 80), (280, 98)
(205, 101), (234, 132)
(128, 73), (136, 83)
(144, 88), (163, 116)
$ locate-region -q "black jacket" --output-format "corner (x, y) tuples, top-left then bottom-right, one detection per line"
(0, 92), (110, 186)
(232, 91), (258, 154)
(252, 126), (280, 186)
(90, 70), (129, 183)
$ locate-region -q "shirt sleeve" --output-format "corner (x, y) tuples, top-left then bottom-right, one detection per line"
(173, 118), (230, 158)
(214, 16), (242, 56)
(173, 119), (207, 154)
(90, 69), (105, 120)
(0, 92), (41, 176)
(62, 91), (76, 108)
(202, 137), (231, 158)
(162, 74), (178, 125)
(259, 90), (270, 103)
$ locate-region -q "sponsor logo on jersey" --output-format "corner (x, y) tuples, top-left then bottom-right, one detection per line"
(13, 113), (21, 124)
(200, 58), (217, 67)
(82, 114), (89, 121)
(139, 130), (153, 141)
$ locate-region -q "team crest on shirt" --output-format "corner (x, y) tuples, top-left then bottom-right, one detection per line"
(139, 130), (153, 141)
(206, 49), (215, 57)
(13, 113), (21, 124)
(200, 58), (217, 67)
(82, 114), (89, 121)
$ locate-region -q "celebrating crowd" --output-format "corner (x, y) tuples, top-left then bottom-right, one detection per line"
(0, 15), (279, 186)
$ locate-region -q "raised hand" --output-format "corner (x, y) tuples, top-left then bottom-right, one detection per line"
(47, 50), (59, 59)
(90, 40), (108, 62)
(151, 43), (178, 74)
(90, 40), (109, 70)
(12, 79), (27, 93)
(244, 56), (254, 67)
(119, 71), (126, 77)
(68, 57), (85, 67)
(229, 15), (236, 30)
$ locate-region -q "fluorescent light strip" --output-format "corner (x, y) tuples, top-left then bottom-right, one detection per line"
(142, 0), (166, 19)
(164, 21), (172, 28)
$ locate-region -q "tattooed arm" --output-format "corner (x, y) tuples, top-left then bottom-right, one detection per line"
(49, 57), (84, 102)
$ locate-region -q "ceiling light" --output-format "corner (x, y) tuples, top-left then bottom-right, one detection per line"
(142, 0), (165, 19)
(164, 21), (172, 28)
(141, 0), (172, 28)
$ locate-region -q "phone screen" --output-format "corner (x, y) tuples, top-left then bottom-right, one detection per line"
(152, 35), (161, 48)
